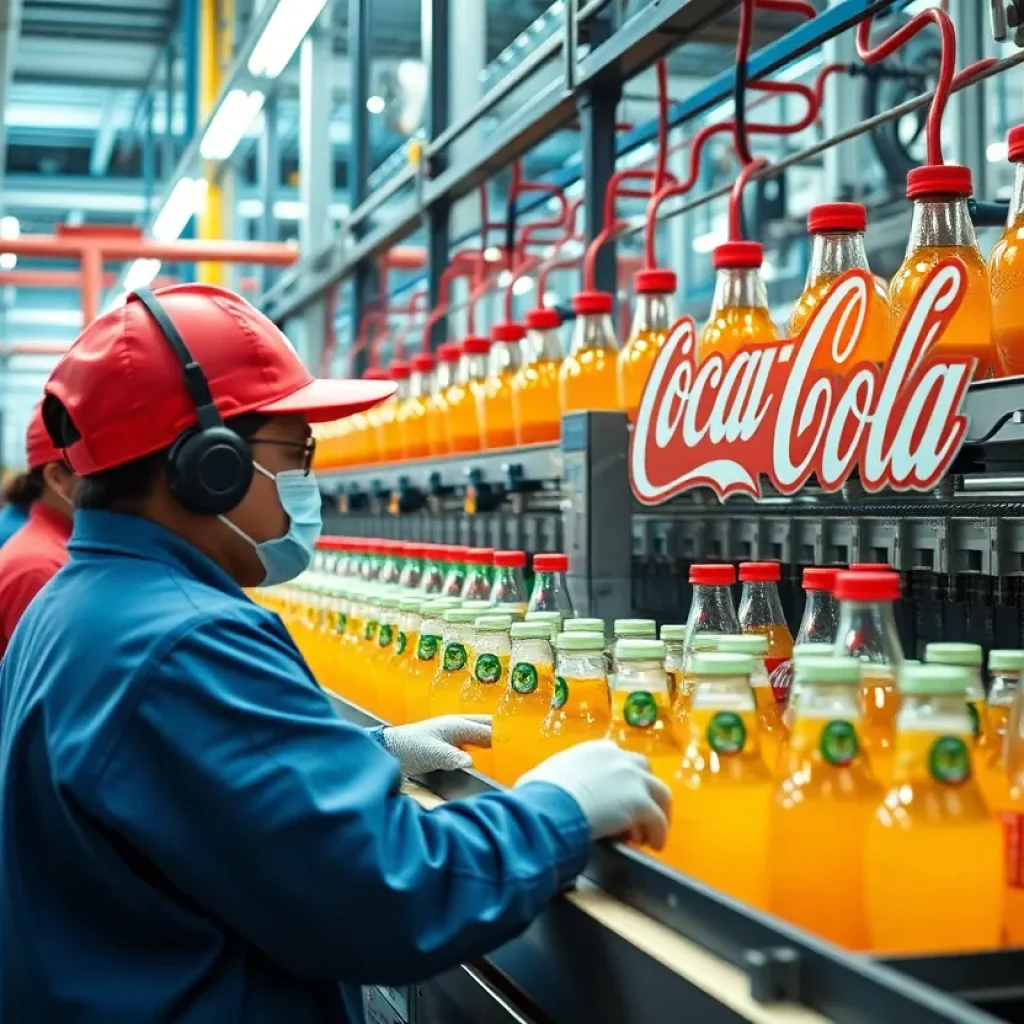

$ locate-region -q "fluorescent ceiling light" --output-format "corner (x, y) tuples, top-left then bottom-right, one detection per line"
(366, 95), (386, 115)
(988, 140), (1010, 163)
(0, 254), (15, 270)
(200, 89), (266, 161)
(123, 259), (162, 293)
(248, 0), (330, 79)
(0, 216), (19, 271)
(512, 277), (534, 296)
(498, 270), (514, 287)
(484, 246), (503, 262)
(693, 226), (726, 254)
(152, 177), (208, 242)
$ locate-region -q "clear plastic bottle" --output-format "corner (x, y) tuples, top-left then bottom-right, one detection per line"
(661, 623), (686, 709)
(429, 343), (460, 456)
(512, 308), (564, 445)
(447, 337), (489, 453)
(796, 567), (840, 646)
(834, 570), (904, 785)
(684, 564), (740, 670)
(404, 597), (461, 723)
(990, 125), (1024, 376)
(441, 545), (468, 598)
(738, 562), (794, 700)
(489, 550), (529, 619)
(996, 677), (1024, 945)
(398, 542), (424, 590)
(461, 548), (494, 602)
(419, 544), (446, 596)
(361, 368), (390, 463)
(719, 633), (786, 772)
(528, 553), (575, 621)
(699, 242), (779, 363)
(889, 165), (996, 378)
(461, 613), (514, 777)
(397, 354), (433, 460)
(483, 323), (522, 450)
(923, 642), (986, 742)
(559, 291), (621, 413)
(617, 269), (677, 422)
(540, 631), (611, 757)
(376, 540), (402, 589)
(427, 607), (479, 717)
(979, 650), (1024, 807)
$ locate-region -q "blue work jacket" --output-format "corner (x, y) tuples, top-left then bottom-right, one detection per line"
(0, 502), (28, 549)
(0, 510), (590, 1023)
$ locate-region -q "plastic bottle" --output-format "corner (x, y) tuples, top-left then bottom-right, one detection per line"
(539, 631), (611, 757)
(524, 611), (562, 635)
(398, 542), (424, 590)
(512, 308), (564, 445)
(738, 562), (794, 704)
(441, 546), (468, 598)
(770, 656), (881, 949)
(419, 545), (446, 596)
(834, 570), (904, 784)
(361, 368), (390, 464)
(379, 362), (409, 461)
(446, 337), (489, 453)
(661, 624), (686, 709)
(923, 642), (986, 743)
(996, 679), (1024, 945)
(461, 613), (514, 777)
(559, 291), (621, 413)
(482, 323), (522, 450)
(388, 595), (422, 725)
(684, 565), (740, 668)
(699, 242), (779, 363)
(795, 567), (840, 646)
(489, 550), (529, 619)
(528, 553), (574, 622)
(429, 342), (460, 456)
(404, 597), (461, 723)
(865, 664), (1002, 954)
(397, 354), (433, 460)
(787, 203), (890, 369)
(786, 641), (839, 728)
(461, 548), (494, 601)
(719, 633), (786, 773)
(492, 621), (558, 786)
(666, 652), (773, 908)
(617, 269), (677, 422)
(991, 126), (1024, 376)
(888, 165), (997, 378)
(376, 540), (402, 589)
(370, 596), (400, 718)
(978, 650), (1024, 807)
(427, 607), (479, 717)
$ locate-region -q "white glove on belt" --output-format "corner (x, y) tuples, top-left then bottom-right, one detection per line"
(382, 715), (492, 775)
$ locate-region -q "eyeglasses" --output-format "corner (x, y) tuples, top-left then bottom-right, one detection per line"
(248, 436), (317, 476)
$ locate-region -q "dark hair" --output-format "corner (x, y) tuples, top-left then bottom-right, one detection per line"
(2, 469), (44, 510)
(74, 412), (273, 512)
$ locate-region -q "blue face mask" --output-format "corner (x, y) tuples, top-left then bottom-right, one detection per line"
(220, 461), (323, 587)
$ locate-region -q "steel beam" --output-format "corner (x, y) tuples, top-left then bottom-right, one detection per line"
(424, 0), (450, 349)
(348, 0), (373, 374)
(259, 92), (279, 294)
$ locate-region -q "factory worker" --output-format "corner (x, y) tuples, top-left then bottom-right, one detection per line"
(0, 471), (30, 547)
(0, 283), (669, 1023)
(0, 403), (78, 655)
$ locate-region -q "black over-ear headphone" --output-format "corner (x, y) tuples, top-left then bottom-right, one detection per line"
(131, 287), (253, 516)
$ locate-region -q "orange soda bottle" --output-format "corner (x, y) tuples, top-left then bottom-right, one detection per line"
(387, 595), (422, 725)
(719, 633), (786, 773)
(683, 564), (740, 659)
(460, 613), (514, 778)
(976, 650), (1024, 809)
(379, 362), (409, 462)
(660, 623), (686, 709)
(445, 337), (489, 453)
(404, 597), (460, 723)
(865, 663), (1002, 953)
(559, 291), (621, 413)
(788, 203), (890, 368)
(427, 343), (460, 456)
(489, 550), (529, 620)
(923, 643), (986, 743)
(995, 678), (1024, 945)
(512, 308), (564, 445)
(617, 269), (677, 421)
(360, 368), (389, 464)
(671, 632), (722, 740)
(539, 631), (611, 757)
(528, 553), (574, 622)
(461, 547), (494, 602)
(990, 125), (1024, 376)
(427, 607), (478, 716)
(492, 620), (558, 786)
(834, 570), (904, 784)
(770, 655), (881, 948)
(699, 242), (779, 363)
(738, 561), (794, 704)
(396, 354), (433, 460)
(483, 324), (522, 450)
(665, 651), (773, 908)
(795, 567), (840, 646)
(889, 165), (996, 378)
(786, 641), (840, 728)
(370, 595), (400, 719)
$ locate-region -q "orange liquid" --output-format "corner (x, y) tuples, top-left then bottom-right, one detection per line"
(376, 398), (401, 462)
(995, 786), (1024, 946)
(770, 715), (881, 948)
(859, 670), (900, 786)
(752, 684), (787, 774)
(427, 639), (472, 717)
(608, 689), (682, 785)
(698, 307), (778, 363)
(889, 246), (995, 378)
(370, 620), (398, 718)
(559, 347), (620, 413)
(989, 213), (1024, 376)
(538, 675), (611, 757)
(512, 359), (562, 445)
(424, 391), (451, 457)
(404, 630), (441, 724)
(387, 628), (417, 725)
(788, 276), (891, 370)
(460, 652), (511, 778)
(397, 396), (430, 460)
(481, 371), (517, 450)
(865, 730), (1003, 953)
(444, 382), (484, 453)
(492, 660), (556, 786)
(617, 327), (668, 422)
(665, 706), (773, 908)
(979, 704), (1014, 808)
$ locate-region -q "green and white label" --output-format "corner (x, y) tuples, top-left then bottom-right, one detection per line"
(623, 691), (657, 729)
(553, 675), (568, 710)
(475, 653), (503, 684)
(707, 712), (747, 755)
(396, 631), (407, 656)
(443, 642), (468, 673)
(416, 634), (439, 661)
(511, 662), (539, 694)
(968, 702), (982, 739)
(929, 735), (971, 785)
(335, 613), (348, 634)
(378, 624), (394, 649)
(364, 620), (378, 642)
(820, 720), (859, 766)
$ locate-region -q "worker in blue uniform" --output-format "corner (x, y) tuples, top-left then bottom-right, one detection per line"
(0, 283), (670, 1023)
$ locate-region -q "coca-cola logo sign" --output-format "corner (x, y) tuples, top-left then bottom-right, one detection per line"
(629, 262), (975, 505)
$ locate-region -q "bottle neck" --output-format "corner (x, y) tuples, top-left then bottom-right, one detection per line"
(615, 660), (671, 694)
(791, 682), (862, 722)
(399, 559), (423, 589)
(893, 694), (973, 782)
(491, 567), (528, 605)
(691, 672), (756, 712)
(989, 671), (1021, 707)
(836, 600), (904, 665)
(436, 362), (455, 391)
(461, 564), (492, 601)
(795, 591), (839, 646)
(630, 293), (675, 334)
(458, 354), (488, 383)
(393, 379), (409, 401)
(512, 638), (554, 666)
(738, 581), (786, 628)
(488, 341), (521, 376)
(686, 584), (740, 636)
(806, 232), (869, 287)
(443, 623), (474, 646)
(524, 327), (563, 364)
(711, 267), (768, 312)
(441, 564), (466, 597)
(408, 371), (428, 398)
(475, 629), (511, 656)
(569, 313), (618, 355)
(906, 196), (979, 253)
(1010, 163), (1024, 228)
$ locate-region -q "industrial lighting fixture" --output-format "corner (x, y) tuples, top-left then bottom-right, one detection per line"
(988, 140), (1010, 163)
(512, 277), (534, 296)
(200, 89), (266, 161)
(123, 259), (162, 293)
(366, 95), (386, 115)
(152, 178), (209, 242)
(247, 0), (330, 79)
(0, 215), (19, 270)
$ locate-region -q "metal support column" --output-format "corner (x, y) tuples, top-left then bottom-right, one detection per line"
(259, 93), (279, 294)
(163, 41), (176, 177)
(348, 0), (373, 375)
(424, 0), (450, 349)
(822, 31), (860, 200)
(949, 0), (990, 202)
(299, 7), (334, 368)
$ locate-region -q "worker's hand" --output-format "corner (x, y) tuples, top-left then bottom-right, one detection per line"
(516, 741), (671, 850)
(381, 715), (492, 775)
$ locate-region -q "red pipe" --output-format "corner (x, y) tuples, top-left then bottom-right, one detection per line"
(0, 269), (180, 289)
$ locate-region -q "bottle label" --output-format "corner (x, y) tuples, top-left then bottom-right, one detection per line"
(474, 654), (502, 684)
(1000, 811), (1024, 889)
(769, 659), (793, 704)
(335, 613), (348, 635)
(968, 702), (982, 739)
(378, 625), (394, 649)
(511, 662), (538, 694)
(707, 712), (747, 755)
(364, 620), (379, 642)
(416, 634), (439, 661)
(443, 642), (468, 673)
(396, 631), (407, 656)
(928, 736), (971, 785)
(820, 720), (859, 766)
(624, 691), (657, 729)
(553, 676), (569, 710)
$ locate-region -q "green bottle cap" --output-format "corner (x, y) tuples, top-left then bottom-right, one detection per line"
(900, 663), (970, 695)
(461, 599), (494, 612)
(989, 650), (1024, 672)
(399, 596), (424, 612)
(443, 608), (480, 624)
(690, 633), (723, 652)
(616, 639), (667, 661)
(564, 617), (605, 634)
(924, 642), (983, 668)
(660, 624), (687, 642)
(511, 621), (555, 640)
(718, 634), (769, 655)
(613, 618), (657, 638)
(793, 656), (861, 686)
(525, 611), (563, 625)
(691, 652), (755, 677)
(555, 631), (606, 652)
(793, 642), (836, 660)
(422, 597), (461, 615)
(475, 614), (514, 631)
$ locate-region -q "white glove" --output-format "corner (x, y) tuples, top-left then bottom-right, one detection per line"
(517, 740), (671, 850)
(382, 715), (492, 775)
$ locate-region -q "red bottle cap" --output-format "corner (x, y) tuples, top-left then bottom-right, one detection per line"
(316, 536), (342, 551)
(808, 202), (867, 234)
(447, 545), (470, 562)
(534, 552), (569, 572)
(461, 336), (492, 356)
(376, 539), (396, 553)
(403, 543), (427, 559)
(465, 547), (495, 565)
(363, 368), (390, 381)
(849, 562), (890, 572)
(409, 353), (436, 373)
(906, 164), (973, 199)
(1009, 125), (1024, 163)
(526, 308), (561, 331)
(712, 241), (763, 270)
(572, 291), (614, 315)
(834, 570), (901, 602)
(436, 342), (461, 363)
(493, 550), (527, 568)
(634, 269), (678, 295)
(388, 360), (410, 380)
(421, 543), (444, 560)
(689, 564), (737, 586)
(739, 562), (781, 583)
(492, 322), (526, 343)
(802, 567), (839, 593)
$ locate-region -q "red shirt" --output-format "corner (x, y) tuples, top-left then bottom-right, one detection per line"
(0, 503), (72, 656)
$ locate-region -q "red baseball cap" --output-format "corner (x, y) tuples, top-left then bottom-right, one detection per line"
(43, 284), (397, 475)
(26, 403), (62, 470)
